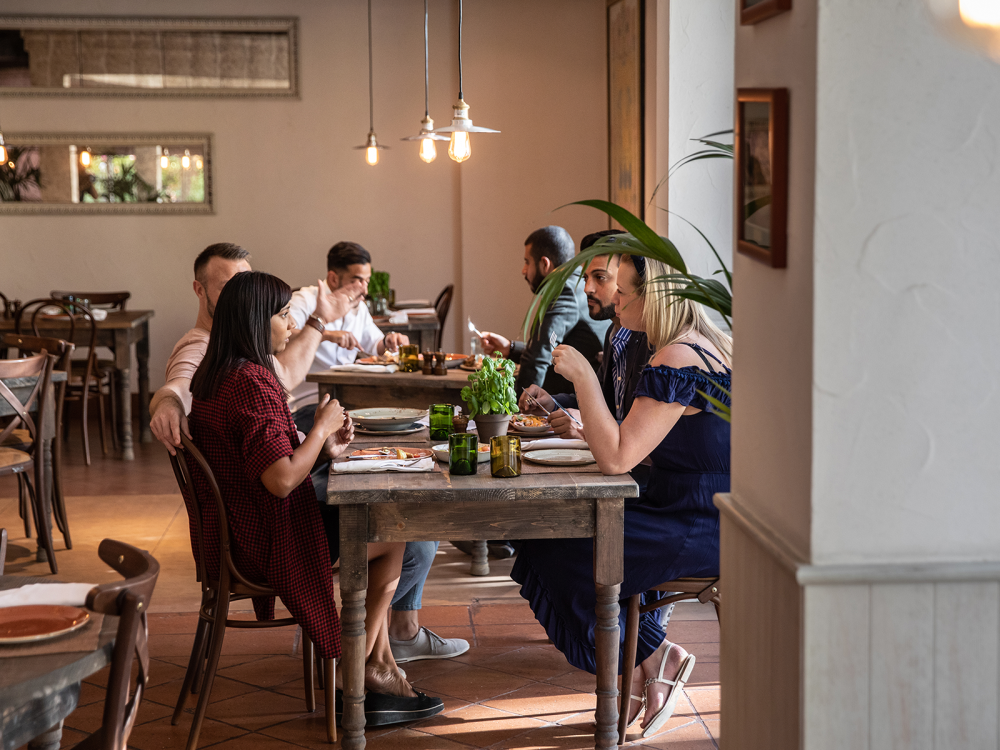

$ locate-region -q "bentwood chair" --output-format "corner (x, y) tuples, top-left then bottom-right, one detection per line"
(3, 333), (76, 549)
(0, 528), (7, 574)
(76, 539), (160, 750)
(17, 298), (115, 465)
(168, 435), (337, 748)
(0, 351), (58, 574)
(617, 577), (721, 745)
(433, 284), (454, 351)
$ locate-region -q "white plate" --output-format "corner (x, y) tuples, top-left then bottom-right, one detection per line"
(432, 443), (492, 463)
(354, 424), (424, 436)
(509, 415), (551, 434)
(522, 449), (596, 466)
(349, 408), (428, 428)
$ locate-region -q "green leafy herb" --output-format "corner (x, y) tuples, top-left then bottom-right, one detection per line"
(368, 271), (391, 299)
(460, 353), (518, 419)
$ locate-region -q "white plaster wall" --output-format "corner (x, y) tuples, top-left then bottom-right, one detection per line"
(732, 0), (817, 557)
(666, 0), (734, 282)
(0, 0), (607, 391)
(812, 0), (1000, 564)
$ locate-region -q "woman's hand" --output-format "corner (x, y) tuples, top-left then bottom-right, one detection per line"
(324, 414), (355, 459)
(551, 345), (591, 384)
(548, 408), (585, 440)
(313, 394), (345, 439)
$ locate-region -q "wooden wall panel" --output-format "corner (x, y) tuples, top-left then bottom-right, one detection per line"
(721, 514), (802, 750)
(607, 0), (644, 219)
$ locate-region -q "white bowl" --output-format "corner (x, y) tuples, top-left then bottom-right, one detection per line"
(349, 407), (428, 429)
(509, 415), (551, 434)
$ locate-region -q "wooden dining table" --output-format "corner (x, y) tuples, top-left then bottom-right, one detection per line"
(307, 367), (471, 412)
(328, 435), (637, 750)
(0, 310), (154, 461)
(0, 577), (116, 750)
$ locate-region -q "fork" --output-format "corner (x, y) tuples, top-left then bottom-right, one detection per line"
(522, 388), (584, 429)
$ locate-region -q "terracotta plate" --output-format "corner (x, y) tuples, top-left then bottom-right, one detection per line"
(0, 605), (90, 644)
(349, 447), (433, 460)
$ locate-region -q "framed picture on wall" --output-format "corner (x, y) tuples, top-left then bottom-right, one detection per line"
(735, 88), (788, 268)
(740, 0), (791, 25)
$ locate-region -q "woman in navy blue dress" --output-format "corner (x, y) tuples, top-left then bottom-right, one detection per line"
(510, 253), (731, 739)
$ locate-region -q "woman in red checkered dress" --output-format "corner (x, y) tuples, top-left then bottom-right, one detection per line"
(189, 271), (442, 720)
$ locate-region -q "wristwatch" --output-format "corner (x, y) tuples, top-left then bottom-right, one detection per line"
(304, 313), (326, 334)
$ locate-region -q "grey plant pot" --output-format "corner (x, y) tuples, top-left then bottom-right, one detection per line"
(474, 413), (510, 444)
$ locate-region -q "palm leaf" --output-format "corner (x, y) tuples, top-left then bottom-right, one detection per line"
(698, 390), (731, 423)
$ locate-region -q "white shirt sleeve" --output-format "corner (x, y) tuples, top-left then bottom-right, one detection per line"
(288, 285), (318, 331)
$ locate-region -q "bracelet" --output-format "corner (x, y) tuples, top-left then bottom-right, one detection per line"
(304, 315), (325, 334)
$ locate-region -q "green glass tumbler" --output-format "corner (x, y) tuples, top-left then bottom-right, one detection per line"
(448, 433), (479, 476)
(490, 435), (522, 478)
(398, 344), (420, 372)
(429, 404), (454, 441)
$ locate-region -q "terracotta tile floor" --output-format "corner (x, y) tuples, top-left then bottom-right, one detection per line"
(1, 415), (720, 749)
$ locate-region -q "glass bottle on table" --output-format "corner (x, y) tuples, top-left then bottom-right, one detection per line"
(448, 433), (478, 476)
(429, 404), (454, 441)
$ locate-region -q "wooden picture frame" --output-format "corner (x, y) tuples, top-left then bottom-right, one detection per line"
(740, 0), (791, 25)
(607, 0), (644, 221)
(735, 88), (788, 268)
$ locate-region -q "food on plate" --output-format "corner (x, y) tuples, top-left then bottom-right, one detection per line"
(358, 352), (398, 365)
(351, 447), (420, 459)
(511, 414), (548, 428)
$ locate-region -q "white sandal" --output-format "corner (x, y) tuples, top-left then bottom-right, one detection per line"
(641, 646), (696, 738)
(625, 692), (645, 729)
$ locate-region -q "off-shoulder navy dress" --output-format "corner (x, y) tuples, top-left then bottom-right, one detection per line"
(510, 344), (730, 674)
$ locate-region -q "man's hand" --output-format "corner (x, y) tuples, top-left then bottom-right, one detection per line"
(518, 384), (555, 414)
(324, 330), (360, 350)
(315, 278), (361, 324)
(380, 332), (409, 353)
(150, 394), (189, 456)
(323, 414), (355, 459)
(480, 332), (511, 358)
(548, 408), (585, 441)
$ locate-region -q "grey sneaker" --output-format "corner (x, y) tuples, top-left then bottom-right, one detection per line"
(389, 627), (470, 664)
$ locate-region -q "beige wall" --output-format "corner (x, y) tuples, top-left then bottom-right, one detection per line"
(0, 0), (608, 391)
(731, 0), (817, 558)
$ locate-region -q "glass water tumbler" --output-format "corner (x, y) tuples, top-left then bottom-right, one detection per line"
(398, 344), (420, 372)
(490, 435), (522, 478)
(448, 433), (479, 476)
(429, 404), (455, 441)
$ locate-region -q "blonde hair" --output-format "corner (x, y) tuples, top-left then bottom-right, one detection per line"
(632, 256), (733, 364)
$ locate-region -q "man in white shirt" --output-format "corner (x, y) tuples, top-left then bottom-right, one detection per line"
(286, 241), (409, 411)
(288, 241), (468, 665)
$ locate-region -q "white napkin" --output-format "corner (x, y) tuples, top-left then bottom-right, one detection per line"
(328, 363), (398, 373)
(522, 438), (590, 452)
(400, 307), (438, 317)
(388, 311), (409, 324)
(0, 582), (96, 608)
(332, 457), (435, 473)
(394, 299), (431, 308)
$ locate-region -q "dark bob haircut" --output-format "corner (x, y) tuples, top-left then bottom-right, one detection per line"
(327, 241), (372, 272)
(190, 271), (291, 400)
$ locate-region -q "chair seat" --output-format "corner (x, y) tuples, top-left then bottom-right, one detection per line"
(0, 447), (32, 473)
(1, 428), (31, 447)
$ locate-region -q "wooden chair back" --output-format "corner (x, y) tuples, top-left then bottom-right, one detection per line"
(0, 352), (52, 448)
(51, 291), (130, 311)
(166, 441), (211, 590)
(434, 284), (454, 350)
(3, 333), (75, 370)
(0, 528), (7, 575)
(18, 297), (100, 388)
(79, 539), (160, 750)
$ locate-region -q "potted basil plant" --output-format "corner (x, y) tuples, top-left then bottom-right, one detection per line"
(460, 353), (518, 442)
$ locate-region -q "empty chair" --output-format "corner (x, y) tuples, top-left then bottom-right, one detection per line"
(17, 298), (115, 465)
(76, 539), (160, 750)
(617, 577), (721, 745)
(0, 351), (58, 573)
(50, 290), (130, 312)
(3, 333), (76, 549)
(433, 284), (454, 351)
(167, 435), (336, 748)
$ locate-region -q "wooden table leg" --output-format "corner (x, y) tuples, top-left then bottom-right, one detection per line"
(114, 330), (134, 461)
(470, 540), (490, 576)
(27, 721), (63, 750)
(137, 322), (152, 443)
(593, 497), (624, 750)
(339, 504), (368, 750)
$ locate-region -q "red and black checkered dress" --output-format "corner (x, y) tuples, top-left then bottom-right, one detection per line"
(186, 361), (341, 659)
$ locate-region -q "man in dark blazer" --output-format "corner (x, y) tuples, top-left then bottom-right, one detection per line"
(481, 226), (611, 395)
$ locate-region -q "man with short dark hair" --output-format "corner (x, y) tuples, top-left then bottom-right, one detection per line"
(150, 243), (355, 455)
(481, 226), (610, 394)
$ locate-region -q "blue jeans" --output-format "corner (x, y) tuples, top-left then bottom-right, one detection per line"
(392, 542), (439, 611)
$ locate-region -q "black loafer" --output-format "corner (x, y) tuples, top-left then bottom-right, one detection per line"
(335, 689), (444, 727)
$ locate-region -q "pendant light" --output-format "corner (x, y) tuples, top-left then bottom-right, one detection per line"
(928, 0), (1000, 61)
(401, 0), (450, 163)
(354, 0), (388, 166)
(432, 0), (499, 162)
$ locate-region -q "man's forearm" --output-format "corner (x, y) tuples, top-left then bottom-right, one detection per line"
(275, 326), (323, 390)
(150, 380), (192, 416)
